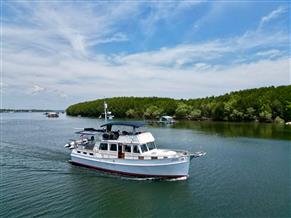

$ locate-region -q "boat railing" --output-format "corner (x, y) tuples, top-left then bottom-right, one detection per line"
(173, 150), (206, 158)
(76, 145), (95, 151)
(172, 149), (190, 156)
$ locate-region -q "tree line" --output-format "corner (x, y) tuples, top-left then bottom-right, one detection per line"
(66, 85), (291, 123)
(0, 109), (64, 113)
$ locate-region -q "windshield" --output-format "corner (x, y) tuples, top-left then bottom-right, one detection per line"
(147, 142), (156, 150)
(133, 145), (140, 153)
(140, 144), (149, 153)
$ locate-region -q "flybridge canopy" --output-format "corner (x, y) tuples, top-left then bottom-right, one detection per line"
(75, 131), (97, 135)
(101, 121), (145, 128)
(75, 128), (105, 135)
(101, 121), (145, 131)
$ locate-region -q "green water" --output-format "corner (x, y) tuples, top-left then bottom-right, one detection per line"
(1, 113), (290, 217)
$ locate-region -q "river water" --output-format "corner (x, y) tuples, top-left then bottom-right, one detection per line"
(1, 113), (290, 217)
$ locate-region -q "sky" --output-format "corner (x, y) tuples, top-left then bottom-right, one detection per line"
(2, 1), (290, 109)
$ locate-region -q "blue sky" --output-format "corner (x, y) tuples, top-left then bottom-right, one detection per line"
(2, 1), (290, 109)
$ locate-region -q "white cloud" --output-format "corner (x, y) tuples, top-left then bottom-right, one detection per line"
(140, 1), (203, 37)
(3, 2), (137, 58)
(259, 6), (287, 28)
(88, 32), (128, 46)
(256, 49), (285, 59)
(115, 41), (228, 67)
(28, 84), (68, 99)
(2, 2), (290, 109)
(0, 82), (7, 88)
(4, 47), (289, 100)
(31, 85), (46, 95)
(114, 29), (288, 68)
(194, 63), (212, 71)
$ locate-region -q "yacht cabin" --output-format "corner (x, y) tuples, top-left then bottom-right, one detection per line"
(73, 121), (180, 160)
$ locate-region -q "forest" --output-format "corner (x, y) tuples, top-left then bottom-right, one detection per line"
(66, 85), (291, 123)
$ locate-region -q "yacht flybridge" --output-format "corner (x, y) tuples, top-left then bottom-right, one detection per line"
(65, 104), (205, 178)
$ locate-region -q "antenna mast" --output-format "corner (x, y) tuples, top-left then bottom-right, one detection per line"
(104, 101), (108, 123)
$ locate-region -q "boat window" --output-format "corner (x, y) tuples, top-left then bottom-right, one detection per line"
(110, 144), (117, 151)
(124, 145), (131, 153)
(147, 142), (156, 150)
(140, 144), (149, 153)
(99, 143), (108, 151)
(133, 145), (140, 153)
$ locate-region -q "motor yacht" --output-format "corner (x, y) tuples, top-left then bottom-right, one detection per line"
(65, 102), (205, 178)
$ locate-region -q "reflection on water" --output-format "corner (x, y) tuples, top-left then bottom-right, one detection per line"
(170, 121), (291, 140)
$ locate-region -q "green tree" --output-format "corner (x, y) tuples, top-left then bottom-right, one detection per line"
(245, 107), (256, 121)
(144, 106), (163, 119)
(229, 109), (244, 121)
(284, 101), (291, 121)
(212, 103), (225, 121)
(274, 116), (285, 124)
(65, 85), (291, 123)
(199, 102), (215, 118)
(259, 111), (272, 122)
(259, 104), (273, 122)
(189, 109), (202, 120)
(224, 98), (236, 118)
(175, 103), (192, 119)
(126, 109), (137, 118)
(271, 99), (284, 118)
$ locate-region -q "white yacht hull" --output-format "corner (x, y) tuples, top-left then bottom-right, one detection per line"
(70, 152), (191, 178)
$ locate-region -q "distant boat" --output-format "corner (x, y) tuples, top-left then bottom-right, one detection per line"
(147, 115), (176, 125)
(158, 115), (176, 124)
(46, 112), (59, 118)
(286, 122), (291, 125)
